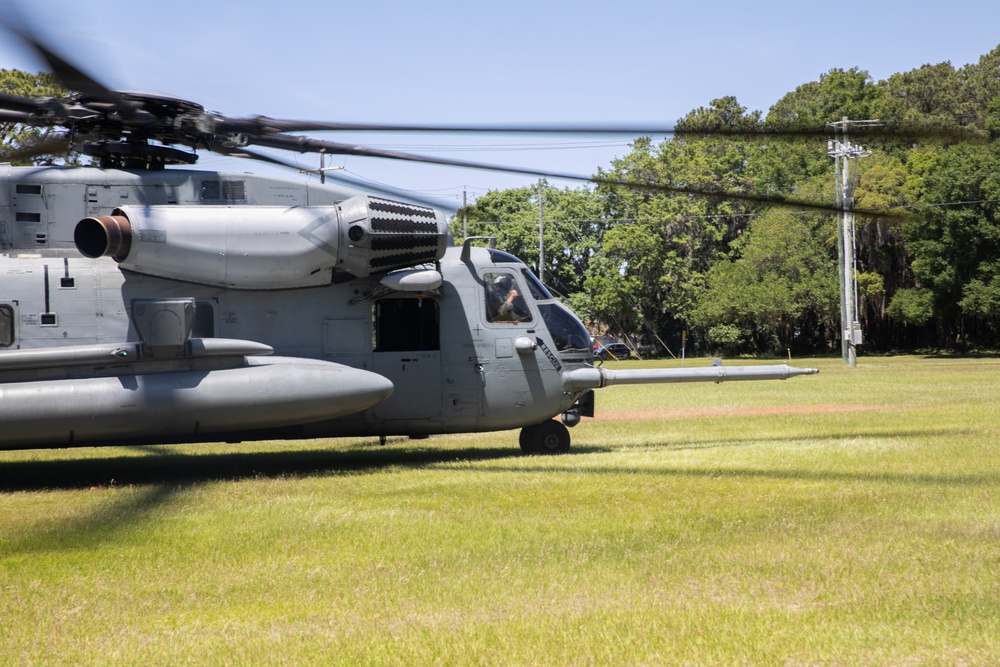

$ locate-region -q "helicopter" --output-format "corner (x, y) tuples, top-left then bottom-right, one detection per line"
(0, 12), (819, 455)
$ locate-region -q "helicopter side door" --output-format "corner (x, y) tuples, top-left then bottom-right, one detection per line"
(477, 269), (558, 427)
(371, 296), (442, 420)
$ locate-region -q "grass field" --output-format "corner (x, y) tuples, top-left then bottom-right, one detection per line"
(2, 355), (999, 665)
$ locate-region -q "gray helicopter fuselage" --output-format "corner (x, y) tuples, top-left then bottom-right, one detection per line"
(0, 165), (595, 448)
(0, 244), (590, 447)
(0, 165), (816, 452)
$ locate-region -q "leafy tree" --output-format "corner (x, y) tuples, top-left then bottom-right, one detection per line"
(959, 46), (1000, 129)
(454, 182), (605, 297)
(690, 211), (838, 354)
(0, 69), (75, 165)
(894, 143), (1000, 346)
(584, 98), (766, 350)
(874, 62), (972, 128)
(767, 68), (883, 129)
(453, 47), (1000, 354)
(851, 153), (912, 347)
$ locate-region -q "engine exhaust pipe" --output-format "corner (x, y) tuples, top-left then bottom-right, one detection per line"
(75, 214), (132, 260)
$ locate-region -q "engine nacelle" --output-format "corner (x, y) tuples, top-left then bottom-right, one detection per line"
(74, 195), (449, 289)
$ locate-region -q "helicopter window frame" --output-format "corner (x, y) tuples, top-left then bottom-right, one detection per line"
(0, 305), (14, 347)
(482, 270), (533, 325)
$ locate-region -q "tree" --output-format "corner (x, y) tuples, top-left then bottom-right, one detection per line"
(767, 68), (883, 129)
(689, 211), (838, 354)
(0, 69), (75, 165)
(455, 182), (605, 297)
(874, 61), (973, 128)
(894, 143), (1000, 346)
(583, 98), (767, 350)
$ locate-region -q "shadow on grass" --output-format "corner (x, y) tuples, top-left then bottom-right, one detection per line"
(455, 461), (1000, 487)
(570, 426), (979, 457)
(919, 351), (1000, 359)
(0, 444), (522, 492)
(2, 484), (183, 555)
(2, 423), (978, 493)
(1, 444), (526, 555)
(5, 431), (996, 555)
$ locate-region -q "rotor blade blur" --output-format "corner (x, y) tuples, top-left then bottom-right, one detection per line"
(2, 135), (72, 162)
(0, 5), (137, 116)
(0, 91), (46, 115)
(218, 117), (987, 144)
(219, 117), (686, 136)
(207, 141), (457, 210)
(248, 134), (903, 218)
(206, 141), (307, 169)
(0, 108), (35, 123)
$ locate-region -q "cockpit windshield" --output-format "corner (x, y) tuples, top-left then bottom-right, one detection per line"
(520, 269), (553, 300)
(538, 302), (591, 354)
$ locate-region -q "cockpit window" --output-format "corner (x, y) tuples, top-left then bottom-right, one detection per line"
(539, 302), (591, 353)
(484, 272), (532, 323)
(520, 268), (553, 300)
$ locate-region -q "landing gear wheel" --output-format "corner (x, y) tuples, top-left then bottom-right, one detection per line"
(519, 419), (571, 455)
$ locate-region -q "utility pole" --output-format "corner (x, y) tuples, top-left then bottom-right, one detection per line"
(537, 179), (545, 284)
(310, 150), (343, 184)
(462, 188), (468, 241)
(827, 118), (878, 367)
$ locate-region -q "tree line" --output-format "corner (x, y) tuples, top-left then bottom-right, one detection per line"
(5, 53), (1000, 355)
(458, 46), (1000, 355)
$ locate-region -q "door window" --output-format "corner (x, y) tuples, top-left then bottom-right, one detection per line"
(483, 272), (531, 323)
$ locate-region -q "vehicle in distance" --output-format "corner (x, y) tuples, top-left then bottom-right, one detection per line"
(595, 342), (633, 360)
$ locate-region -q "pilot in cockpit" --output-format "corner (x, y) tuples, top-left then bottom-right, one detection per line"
(488, 274), (531, 322)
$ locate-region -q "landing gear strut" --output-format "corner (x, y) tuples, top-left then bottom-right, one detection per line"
(519, 419), (571, 455)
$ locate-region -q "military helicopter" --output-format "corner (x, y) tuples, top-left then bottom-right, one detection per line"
(0, 12), (819, 455)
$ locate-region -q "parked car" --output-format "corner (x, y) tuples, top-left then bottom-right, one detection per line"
(594, 342), (633, 360)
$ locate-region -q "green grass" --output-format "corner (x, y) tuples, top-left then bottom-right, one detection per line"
(2, 356), (1000, 665)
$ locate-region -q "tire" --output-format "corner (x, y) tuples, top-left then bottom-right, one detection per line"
(518, 426), (534, 454)
(520, 420), (570, 455)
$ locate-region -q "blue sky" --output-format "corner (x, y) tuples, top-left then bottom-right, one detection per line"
(2, 0), (999, 209)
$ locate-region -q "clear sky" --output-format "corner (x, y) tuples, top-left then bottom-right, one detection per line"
(2, 0), (998, 209)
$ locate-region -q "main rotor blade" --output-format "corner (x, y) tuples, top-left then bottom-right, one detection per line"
(0, 5), (137, 116)
(0, 108), (36, 123)
(207, 141), (308, 169)
(248, 134), (901, 218)
(220, 117), (687, 136)
(207, 142), (457, 210)
(1, 135), (73, 163)
(0, 91), (46, 115)
(218, 116), (986, 144)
